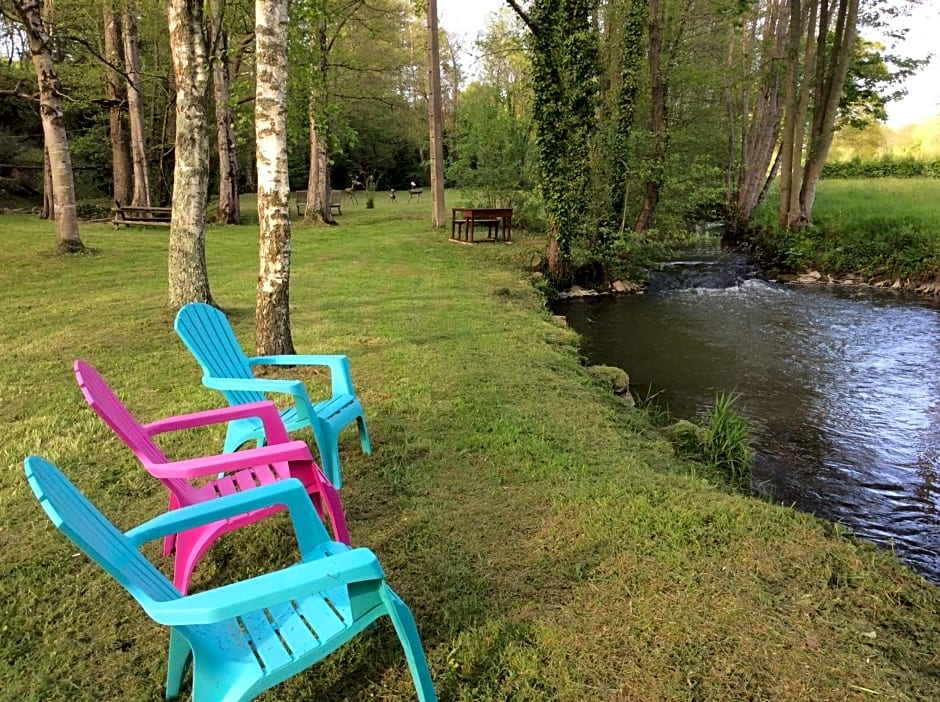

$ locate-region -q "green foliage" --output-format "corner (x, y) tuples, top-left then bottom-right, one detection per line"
(446, 84), (537, 204)
(823, 156), (940, 178)
(667, 393), (754, 492)
(750, 178), (940, 280)
(702, 392), (754, 490)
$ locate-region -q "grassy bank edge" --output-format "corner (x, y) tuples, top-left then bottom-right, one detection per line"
(1, 207), (939, 701)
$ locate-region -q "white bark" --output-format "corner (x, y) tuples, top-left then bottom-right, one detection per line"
(167, 0), (213, 307)
(255, 0), (294, 354)
(13, 0), (84, 253)
(123, 2), (151, 207)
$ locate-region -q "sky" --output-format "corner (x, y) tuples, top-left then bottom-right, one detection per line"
(435, 0), (940, 129)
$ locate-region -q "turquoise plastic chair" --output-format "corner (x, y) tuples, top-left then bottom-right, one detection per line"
(174, 302), (371, 489)
(23, 455), (438, 702)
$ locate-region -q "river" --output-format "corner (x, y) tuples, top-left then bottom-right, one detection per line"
(552, 245), (940, 584)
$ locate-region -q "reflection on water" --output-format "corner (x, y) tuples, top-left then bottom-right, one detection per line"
(553, 248), (940, 583)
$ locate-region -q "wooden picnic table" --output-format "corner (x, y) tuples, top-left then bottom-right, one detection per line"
(450, 207), (513, 243)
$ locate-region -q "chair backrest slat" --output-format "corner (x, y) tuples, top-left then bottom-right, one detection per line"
(73, 360), (195, 502)
(174, 303), (264, 406)
(24, 456), (180, 604)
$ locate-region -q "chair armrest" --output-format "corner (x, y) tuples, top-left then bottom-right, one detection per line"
(249, 354), (356, 397)
(126, 478), (331, 556)
(203, 376), (313, 407)
(142, 400), (291, 445)
(143, 440), (313, 479)
(147, 547), (384, 625)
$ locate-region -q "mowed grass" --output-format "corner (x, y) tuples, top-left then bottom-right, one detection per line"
(2, 198), (940, 701)
(755, 178), (940, 280)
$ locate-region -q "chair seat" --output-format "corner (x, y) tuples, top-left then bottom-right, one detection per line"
(224, 395), (362, 447)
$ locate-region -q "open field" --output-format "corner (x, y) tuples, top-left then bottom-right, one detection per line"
(753, 178), (940, 281)
(2, 200), (940, 700)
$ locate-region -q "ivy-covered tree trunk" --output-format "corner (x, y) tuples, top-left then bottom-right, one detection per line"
(255, 0), (295, 355)
(166, 0), (213, 308)
(611, 0), (646, 233)
(209, 0), (241, 224)
(123, 2), (151, 207)
(12, 0), (85, 254)
(510, 0), (599, 279)
(103, 4), (132, 206)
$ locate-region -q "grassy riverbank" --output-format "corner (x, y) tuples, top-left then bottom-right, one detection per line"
(2, 203), (940, 701)
(752, 178), (940, 286)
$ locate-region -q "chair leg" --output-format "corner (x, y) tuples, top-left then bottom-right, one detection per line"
(312, 420), (343, 490)
(381, 587), (438, 702)
(165, 628), (192, 700)
(357, 414), (372, 455)
(316, 481), (351, 544)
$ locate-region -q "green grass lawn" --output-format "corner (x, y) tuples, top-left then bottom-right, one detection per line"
(2, 198), (940, 701)
(754, 178), (940, 281)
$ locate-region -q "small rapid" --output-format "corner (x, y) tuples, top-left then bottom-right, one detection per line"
(553, 245), (940, 583)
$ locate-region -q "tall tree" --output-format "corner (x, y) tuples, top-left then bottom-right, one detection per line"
(255, 0), (294, 354)
(123, 1), (151, 207)
(426, 0), (445, 227)
(634, 0), (666, 232)
(509, 0), (599, 278)
(103, 3), (132, 206)
(208, 0), (241, 224)
(166, 0), (214, 308)
(7, 0), (85, 253)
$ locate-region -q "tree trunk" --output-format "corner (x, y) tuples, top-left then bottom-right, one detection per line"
(255, 0), (294, 355)
(426, 0), (446, 227)
(41, 146), (52, 219)
(166, 0), (213, 308)
(123, 2), (151, 207)
(208, 0), (241, 224)
(798, 0), (859, 222)
(635, 0), (666, 233)
(103, 5), (132, 206)
(159, 68), (177, 203)
(305, 109), (335, 224)
(728, 0), (787, 230)
(12, 0), (84, 253)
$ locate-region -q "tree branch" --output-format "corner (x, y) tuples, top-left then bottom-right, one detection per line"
(505, 0), (537, 34)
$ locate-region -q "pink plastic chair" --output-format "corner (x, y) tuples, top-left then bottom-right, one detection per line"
(73, 359), (351, 594)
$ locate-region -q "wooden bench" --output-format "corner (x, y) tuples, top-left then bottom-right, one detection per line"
(112, 201), (172, 228)
(450, 208), (513, 243)
(295, 190), (342, 216)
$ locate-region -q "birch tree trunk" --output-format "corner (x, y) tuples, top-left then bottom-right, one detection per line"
(166, 0), (213, 308)
(103, 5), (132, 206)
(209, 0), (241, 224)
(123, 1), (151, 207)
(255, 0), (294, 355)
(426, 0), (446, 228)
(12, 0), (84, 253)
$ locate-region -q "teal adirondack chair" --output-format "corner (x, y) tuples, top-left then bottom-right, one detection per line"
(23, 455), (437, 702)
(174, 303), (371, 489)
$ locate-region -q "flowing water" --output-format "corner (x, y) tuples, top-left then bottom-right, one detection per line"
(552, 245), (940, 583)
